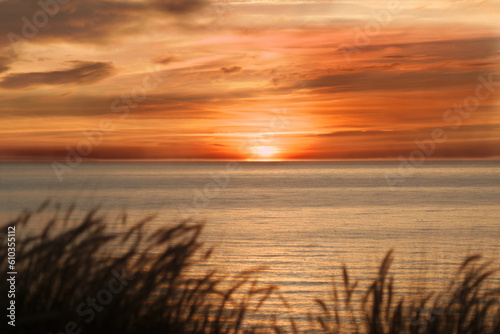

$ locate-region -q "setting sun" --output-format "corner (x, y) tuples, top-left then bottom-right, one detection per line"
(251, 146), (279, 160)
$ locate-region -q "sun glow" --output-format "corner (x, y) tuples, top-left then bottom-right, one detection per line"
(250, 146), (280, 161)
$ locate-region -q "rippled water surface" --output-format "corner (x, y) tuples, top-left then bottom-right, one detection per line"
(1, 161), (499, 324)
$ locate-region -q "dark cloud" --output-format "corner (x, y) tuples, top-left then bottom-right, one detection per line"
(287, 141), (500, 160)
(314, 124), (500, 140)
(431, 141), (500, 159)
(384, 55), (408, 59)
(154, 55), (177, 65)
(0, 59), (11, 73)
(0, 87), (262, 117)
(341, 36), (500, 63)
(314, 130), (412, 138)
(0, 143), (237, 161)
(0, 61), (115, 89)
(298, 69), (488, 93)
(462, 62), (496, 68)
(0, 0), (208, 49)
(221, 66), (242, 74)
(0, 46), (18, 73)
(363, 63), (401, 70)
(152, 0), (207, 14)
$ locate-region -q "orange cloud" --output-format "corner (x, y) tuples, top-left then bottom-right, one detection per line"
(0, 0), (499, 161)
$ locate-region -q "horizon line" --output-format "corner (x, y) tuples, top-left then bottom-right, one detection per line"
(1, 158), (499, 163)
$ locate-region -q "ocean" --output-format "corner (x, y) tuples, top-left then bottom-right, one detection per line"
(1, 161), (499, 325)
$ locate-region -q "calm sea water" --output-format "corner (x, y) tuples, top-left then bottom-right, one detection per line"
(1, 161), (499, 324)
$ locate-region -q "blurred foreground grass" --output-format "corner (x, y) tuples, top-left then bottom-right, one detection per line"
(1, 202), (499, 334)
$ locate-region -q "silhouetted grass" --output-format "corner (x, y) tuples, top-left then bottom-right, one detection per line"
(1, 202), (499, 334)
(310, 250), (500, 334)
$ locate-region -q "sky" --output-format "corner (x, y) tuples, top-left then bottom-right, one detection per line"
(0, 0), (499, 161)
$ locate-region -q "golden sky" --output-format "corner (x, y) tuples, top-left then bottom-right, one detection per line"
(1, 0), (499, 161)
